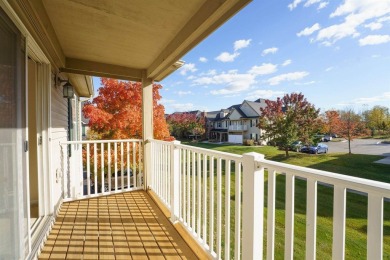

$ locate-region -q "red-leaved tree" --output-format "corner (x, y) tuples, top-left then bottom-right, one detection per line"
(166, 112), (205, 139)
(83, 78), (171, 140)
(259, 93), (320, 156)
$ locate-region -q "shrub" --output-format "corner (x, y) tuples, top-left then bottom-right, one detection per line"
(243, 139), (254, 146)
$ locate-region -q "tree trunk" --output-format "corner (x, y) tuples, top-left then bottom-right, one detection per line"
(285, 147), (289, 157)
(348, 137), (351, 154)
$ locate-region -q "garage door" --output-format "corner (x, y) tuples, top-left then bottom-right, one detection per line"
(228, 135), (243, 144)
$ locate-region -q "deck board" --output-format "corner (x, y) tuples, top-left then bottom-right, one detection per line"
(39, 191), (198, 259)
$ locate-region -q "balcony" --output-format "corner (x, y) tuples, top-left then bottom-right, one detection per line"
(39, 139), (390, 259)
(228, 125), (248, 132)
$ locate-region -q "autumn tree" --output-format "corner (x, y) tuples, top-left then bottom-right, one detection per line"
(166, 112), (205, 139)
(259, 93), (320, 156)
(83, 78), (171, 140)
(363, 106), (390, 136)
(323, 110), (342, 136)
(339, 108), (365, 154)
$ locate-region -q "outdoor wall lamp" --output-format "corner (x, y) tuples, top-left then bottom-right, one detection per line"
(63, 82), (74, 99)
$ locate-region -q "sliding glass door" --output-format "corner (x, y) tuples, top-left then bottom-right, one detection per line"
(0, 7), (29, 259)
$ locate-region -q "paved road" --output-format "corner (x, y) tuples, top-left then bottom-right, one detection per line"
(324, 139), (390, 156)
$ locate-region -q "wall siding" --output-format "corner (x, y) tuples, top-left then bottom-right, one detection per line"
(50, 81), (68, 207)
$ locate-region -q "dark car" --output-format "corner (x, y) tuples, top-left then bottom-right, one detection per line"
(300, 143), (328, 154)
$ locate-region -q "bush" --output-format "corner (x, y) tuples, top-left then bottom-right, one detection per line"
(243, 139), (254, 146)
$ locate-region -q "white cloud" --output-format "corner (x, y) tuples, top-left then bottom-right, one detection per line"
(192, 70), (256, 96)
(246, 89), (285, 100)
(325, 66), (334, 71)
(262, 47), (278, 56)
(359, 34), (390, 46)
(176, 91), (192, 96)
(338, 92), (390, 106)
(282, 59), (292, 66)
(294, 80), (316, 85)
(169, 103), (195, 112)
(364, 22), (383, 31)
(267, 71), (309, 86)
(288, 0), (303, 10)
(248, 63), (278, 75)
(316, 0), (390, 44)
(180, 63), (197, 75)
(215, 52), (240, 62)
(378, 16), (390, 23)
(297, 23), (321, 37)
(199, 57), (208, 63)
(304, 0), (321, 8)
(317, 2), (329, 10)
(234, 39), (252, 51)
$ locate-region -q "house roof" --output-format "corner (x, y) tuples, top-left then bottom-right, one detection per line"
(10, 0), (251, 96)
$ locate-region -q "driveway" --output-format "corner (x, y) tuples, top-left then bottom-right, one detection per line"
(324, 139), (390, 156)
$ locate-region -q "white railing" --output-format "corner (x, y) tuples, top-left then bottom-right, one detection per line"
(150, 139), (248, 260)
(228, 125), (248, 131)
(149, 139), (390, 260)
(257, 159), (390, 260)
(61, 139), (143, 201)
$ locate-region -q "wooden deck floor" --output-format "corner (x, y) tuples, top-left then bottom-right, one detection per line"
(39, 191), (198, 259)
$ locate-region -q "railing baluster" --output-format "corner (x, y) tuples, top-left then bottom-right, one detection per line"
(202, 153), (208, 244)
(138, 140), (141, 188)
(192, 151), (196, 232)
(285, 173), (295, 260)
(306, 178), (317, 260)
(132, 142), (136, 188)
(86, 144), (90, 195)
(94, 143), (97, 195)
(114, 142), (118, 191)
(225, 159), (231, 260)
(267, 168), (276, 260)
(332, 185), (346, 260)
(197, 152), (202, 237)
(187, 149), (191, 226)
(127, 142), (130, 189)
(108, 143), (111, 192)
(209, 156), (215, 253)
(234, 161), (241, 260)
(216, 157), (222, 258)
(101, 143), (104, 193)
(367, 194), (383, 259)
(183, 149), (187, 223)
(121, 142), (124, 190)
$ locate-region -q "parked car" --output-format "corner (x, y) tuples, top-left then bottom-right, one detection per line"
(323, 135), (332, 142)
(300, 143), (328, 154)
(289, 141), (303, 152)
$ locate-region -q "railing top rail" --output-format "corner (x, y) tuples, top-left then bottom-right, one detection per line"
(258, 158), (390, 197)
(147, 139), (174, 145)
(61, 139), (142, 145)
(177, 143), (243, 161)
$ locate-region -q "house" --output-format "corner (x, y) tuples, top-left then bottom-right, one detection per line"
(206, 98), (268, 144)
(1, 1), (387, 260)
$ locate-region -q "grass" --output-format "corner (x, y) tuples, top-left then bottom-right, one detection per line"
(181, 141), (390, 259)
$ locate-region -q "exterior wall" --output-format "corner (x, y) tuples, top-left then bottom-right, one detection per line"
(240, 101), (258, 117)
(50, 80), (69, 207)
(229, 110), (241, 120)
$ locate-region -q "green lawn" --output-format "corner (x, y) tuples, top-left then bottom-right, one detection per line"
(182, 141), (390, 259)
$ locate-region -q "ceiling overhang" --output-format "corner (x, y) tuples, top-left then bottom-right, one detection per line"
(8, 0), (251, 95)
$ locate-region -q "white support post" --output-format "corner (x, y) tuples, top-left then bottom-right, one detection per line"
(170, 140), (181, 222)
(142, 77), (153, 190)
(242, 152), (265, 260)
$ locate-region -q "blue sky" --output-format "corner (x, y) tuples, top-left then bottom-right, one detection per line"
(96, 0), (390, 114)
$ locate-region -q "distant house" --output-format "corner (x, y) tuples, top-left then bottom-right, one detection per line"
(81, 100), (90, 140)
(205, 98), (268, 144)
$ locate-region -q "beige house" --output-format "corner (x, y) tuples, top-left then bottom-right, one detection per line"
(207, 98), (268, 144)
